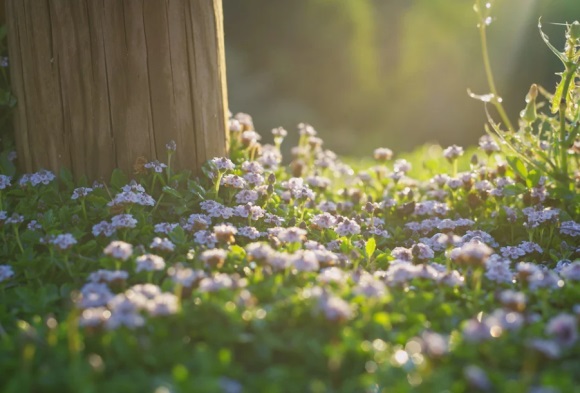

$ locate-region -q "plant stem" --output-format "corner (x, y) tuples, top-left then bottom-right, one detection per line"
(13, 226), (24, 254)
(213, 171), (224, 198)
(81, 199), (88, 221)
(478, 8), (515, 132)
(558, 68), (575, 182)
(151, 193), (165, 216)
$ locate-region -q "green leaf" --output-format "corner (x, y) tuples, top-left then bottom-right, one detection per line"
(502, 184), (526, 197)
(110, 168), (129, 190)
(168, 226), (187, 245)
(229, 245), (246, 258)
(59, 167), (74, 189)
(365, 237), (376, 259)
(162, 186), (182, 199)
(527, 169), (541, 188)
(551, 73), (566, 114)
(538, 19), (568, 64)
(506, 156), (527, 179)
(373, 312), (392, 329)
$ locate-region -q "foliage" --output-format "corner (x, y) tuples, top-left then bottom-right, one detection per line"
(0, 105), (579, 392)
(471, 0), (580, 210)
(0, 4), (580, 393)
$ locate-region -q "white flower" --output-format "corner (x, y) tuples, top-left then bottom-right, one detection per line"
(317, 267), (348, 284)
(291, 250), (320, 272)
(5, 214), (24, 225)
(235, 189), (259, 204)
(79, 282), (114, 309)
(0, 265), (15, 282)
(121, 181), (145, 193)
(373, 147), (393, 161)
(479, 135), (500, 154)
(560, 221), (580, 237)
(449, 240), (493, 267)
(146, 293), (179, 316)
(200, 248), (228, 267)
(79, 307), (110, 328)
(92, 221), (116, 237)
(154, 222), (179, 235)
(51, 233), (77, 250)
(334, 218), (361, 237)
(443, 145), (464, 161)
(184, 214), (211, 232)
(136, 254), (166, 272)
(193, 230), (217, 248)
(108, 191), (155, 207)
(111, 214), (138, 229)
(87, 270), (129, 283)
(393, 159), (412, 173)
(27, 220), (42, 231)
(168, 265), (206, 287)
(237, 226), (262, 239)
(213, 224), (237, 244)
(310, 213), (337, 230)
(545, 313), (578, 346)
(0, 175), (11, 190)
(104, 241), (133, 261)
(277, 227), (307, 243)
(198, 273), (240, 292)
(150, 237), (175, 252)
(166, 140), (177, 151)
(221, 174), (246, 189)
(19, 169), (56, 187)
(561, 262), (580, 281)
(71, 187), (93, 200)
(210, 157), (235, 171)
(318, 293), (353, 322)
(144, 160), (167, 173)
(241, 160), (264, 174)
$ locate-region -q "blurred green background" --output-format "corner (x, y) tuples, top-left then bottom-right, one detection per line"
(223, 0), (580, 156)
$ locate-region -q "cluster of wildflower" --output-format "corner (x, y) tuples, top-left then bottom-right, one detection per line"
(103, 240), (133, 261)
(79, 283), (179, 330)
(144, 160), (167, 173)
(19, 169), (56, 187)
(71, 187), (93, 200)
(150, 237), (175, 252)
(93, 214), (138, 237)
(108, 181), (155, 208)
(6, 110), (577, 390)
(0, 175), (11, 190)
(50, 233), (77, 250)
(0, 265), (14, 282)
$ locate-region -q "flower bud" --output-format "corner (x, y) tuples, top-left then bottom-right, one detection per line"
(569, 20), (580, 41)
(521, 84), (538, 123)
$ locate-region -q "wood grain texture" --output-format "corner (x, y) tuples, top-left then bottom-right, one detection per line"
(6, 0), (228, 181)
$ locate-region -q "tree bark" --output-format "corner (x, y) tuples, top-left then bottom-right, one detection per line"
(5, 0), (228, 180)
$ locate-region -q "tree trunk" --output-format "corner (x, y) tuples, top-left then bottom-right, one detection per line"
(5, 0), (228, 180)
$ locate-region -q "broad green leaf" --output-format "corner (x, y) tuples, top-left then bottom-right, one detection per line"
(527, 169), (541, 188)
(506, 156), (527, 179)
(365, 237), (376, 258)
(110, 168), (128, 189)
(169, 226), (187, 245)
(162, 186), (182, 199)
(59, 167), (74, 189)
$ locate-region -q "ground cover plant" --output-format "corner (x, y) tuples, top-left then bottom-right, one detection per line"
(1, 4), (580, 393)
